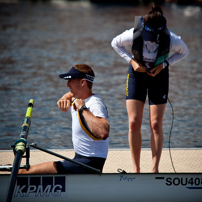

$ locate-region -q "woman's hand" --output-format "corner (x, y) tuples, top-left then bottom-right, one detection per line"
(148, 63), (164, 77)
(130, 59), (147, 73)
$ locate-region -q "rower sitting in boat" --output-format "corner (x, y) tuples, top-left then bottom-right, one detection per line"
(19, 64), (110, 174)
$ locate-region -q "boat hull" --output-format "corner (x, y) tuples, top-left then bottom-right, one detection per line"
(1, 173), (202, 202)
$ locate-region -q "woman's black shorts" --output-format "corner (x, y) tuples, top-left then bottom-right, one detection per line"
(126, 64), (169, 105)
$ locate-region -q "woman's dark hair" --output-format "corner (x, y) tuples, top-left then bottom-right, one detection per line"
(144, 5), (167, 28)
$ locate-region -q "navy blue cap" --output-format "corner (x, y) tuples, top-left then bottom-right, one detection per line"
(59, 67), (94, 82)
(142, 29), (158, 42)
(142, 18), (166, 42)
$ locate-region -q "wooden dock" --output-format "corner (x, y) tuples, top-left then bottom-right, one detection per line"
(0, 148), (202, 173)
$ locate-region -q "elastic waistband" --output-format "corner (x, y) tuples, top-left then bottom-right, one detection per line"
(75, 153), (105, 160)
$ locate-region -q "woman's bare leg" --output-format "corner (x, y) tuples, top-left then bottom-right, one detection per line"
(149, 104), (166, 173)
(126, 100), (144, 173)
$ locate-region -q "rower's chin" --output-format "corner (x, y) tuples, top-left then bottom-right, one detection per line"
(69, 90), (75, 97)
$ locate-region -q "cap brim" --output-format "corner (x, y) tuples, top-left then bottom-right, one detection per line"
(59, 66), (87, 80)
(59, 73), (78, 80)
(142, 30), (157, 42)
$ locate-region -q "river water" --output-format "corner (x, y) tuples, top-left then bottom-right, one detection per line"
(0, 1), (201, 150)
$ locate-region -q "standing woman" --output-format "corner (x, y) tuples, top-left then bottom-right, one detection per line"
(111, 5), (189, 173)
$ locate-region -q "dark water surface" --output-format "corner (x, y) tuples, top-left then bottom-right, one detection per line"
(0, 1), (202, 150)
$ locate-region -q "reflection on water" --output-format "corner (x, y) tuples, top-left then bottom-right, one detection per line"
(0, 1), (202, 149)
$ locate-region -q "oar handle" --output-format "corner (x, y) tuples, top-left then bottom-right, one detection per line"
(14, 99), (34, 154)
(25, 99), (34, 118)
(19, 99), (34, 140)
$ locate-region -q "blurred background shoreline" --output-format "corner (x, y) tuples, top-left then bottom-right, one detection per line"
(0, 0), (202, 6)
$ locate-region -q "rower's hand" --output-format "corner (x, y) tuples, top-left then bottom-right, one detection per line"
(57, 99), (71, 112)
(147, 63), (164, 77)
(73, 99), (85, 111)
(130, 59), (147, 73)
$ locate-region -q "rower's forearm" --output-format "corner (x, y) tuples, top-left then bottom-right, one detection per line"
(82, 110), (110, 140)
(61, 92), (73, 100)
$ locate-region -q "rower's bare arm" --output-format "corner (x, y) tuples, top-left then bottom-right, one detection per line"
(73, 98), (110, 140)
(57, 92), (73, 112)
(82, 110), (110, 140)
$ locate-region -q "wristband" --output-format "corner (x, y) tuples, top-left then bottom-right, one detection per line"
(79, 105), (88, 113)
(163, 60), (169, 69)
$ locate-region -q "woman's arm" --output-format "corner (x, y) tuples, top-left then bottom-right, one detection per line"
(111, 28), (134, 63)
(167, 31), (189, 65)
